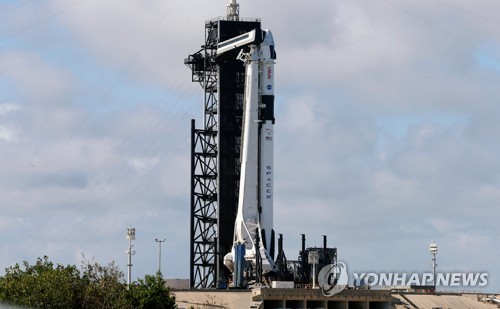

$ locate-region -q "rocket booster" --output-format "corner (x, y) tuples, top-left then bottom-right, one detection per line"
(229, 29), (277, 273)
(258, 30), (276, 262)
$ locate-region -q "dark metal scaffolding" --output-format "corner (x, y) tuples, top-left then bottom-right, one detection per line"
(186, 17), (261, 289)
(186, 19), (219, 289)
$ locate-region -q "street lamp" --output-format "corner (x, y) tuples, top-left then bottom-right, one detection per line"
(429, 242), (438, 290)
(126, 227), (136, 290)
(155, 238), (166, 274)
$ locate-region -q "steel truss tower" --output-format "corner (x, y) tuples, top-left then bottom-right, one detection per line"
(185, 17), (261, 289)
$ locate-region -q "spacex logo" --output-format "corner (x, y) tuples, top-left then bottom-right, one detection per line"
(318, 262), (348, 296)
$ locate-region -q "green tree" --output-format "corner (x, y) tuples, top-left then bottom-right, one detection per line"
(79, 257), (132, 309)
(0, 257), (177, 309)
(0, 256), (81, 309)
(128, 272), (176, 309)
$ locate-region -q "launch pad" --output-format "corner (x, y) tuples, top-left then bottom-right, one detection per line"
(185, 1), (340, 290)
(175, 289), (393, 309)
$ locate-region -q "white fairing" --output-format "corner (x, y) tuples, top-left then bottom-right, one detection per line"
(232, 30), (276, 273)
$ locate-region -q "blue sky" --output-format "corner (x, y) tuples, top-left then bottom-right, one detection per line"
(1, 0), (499, 292)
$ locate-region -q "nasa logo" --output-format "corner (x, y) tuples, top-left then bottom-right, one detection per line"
(267, 85), (272, 90)
(318, 262), (348, 297)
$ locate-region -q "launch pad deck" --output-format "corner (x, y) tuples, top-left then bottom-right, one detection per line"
(174, 288), (393, 309)
(174, 288), (499, 309)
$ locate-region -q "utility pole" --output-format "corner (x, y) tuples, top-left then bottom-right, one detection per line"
(155, 238), (166, 274)
(126, 227), (136, 290)
(429, 242), (438, 291)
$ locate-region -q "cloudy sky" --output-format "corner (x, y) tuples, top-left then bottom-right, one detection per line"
(1, 0), (499, 291)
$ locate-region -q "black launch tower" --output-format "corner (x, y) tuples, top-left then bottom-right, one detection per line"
(185, 12), (261, 288)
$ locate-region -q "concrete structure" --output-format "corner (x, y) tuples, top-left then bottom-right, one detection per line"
(174, 289), (393, 309)
(253, 288), (392, 309)
(393, 292), (500, 309)
(174, 289), (500, 309)
(165, 279), (190, 290)
(174, 290), (254, 309)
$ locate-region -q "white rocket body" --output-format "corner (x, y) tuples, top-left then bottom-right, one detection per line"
(220, 29), (277, 274)
(258, 30), (276, 264)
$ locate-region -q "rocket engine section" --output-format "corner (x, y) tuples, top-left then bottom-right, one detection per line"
(218, 29), (277, 280)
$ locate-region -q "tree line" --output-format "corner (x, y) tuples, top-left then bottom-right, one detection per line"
(0, 256), (176, 309)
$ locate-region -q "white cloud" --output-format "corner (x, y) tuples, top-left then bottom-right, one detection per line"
(0, 51), (75, 103)
(128, 157), (160, 176)
(0, 126), (17, 142)
(0, 103), (19, 115)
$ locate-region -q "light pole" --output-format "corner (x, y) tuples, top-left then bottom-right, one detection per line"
(429, 242), (438, 290)
(155, 238), (166, 274)
(126, 227), (136, 290)
(308, 250), (319, 289)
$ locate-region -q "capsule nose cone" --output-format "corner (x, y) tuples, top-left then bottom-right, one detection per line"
(263, 29), (275, 45)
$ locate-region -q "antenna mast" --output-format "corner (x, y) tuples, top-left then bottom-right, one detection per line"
(227, 0), (239, 21)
